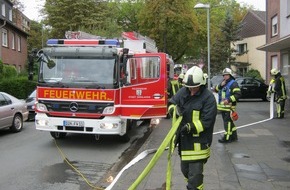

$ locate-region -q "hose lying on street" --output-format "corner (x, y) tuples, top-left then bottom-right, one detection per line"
(107, 93), (275, 190)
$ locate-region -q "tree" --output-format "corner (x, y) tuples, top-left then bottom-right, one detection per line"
(38, 0), (248, 68)
(109, 0), (145, 32)
(42, 0), (116, 38)
(137, 0), (199, 63)
(27, 21), (44, 51)
(210, 9), (244, 75)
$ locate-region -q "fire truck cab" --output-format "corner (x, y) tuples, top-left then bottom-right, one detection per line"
(35, 35), (169, 142)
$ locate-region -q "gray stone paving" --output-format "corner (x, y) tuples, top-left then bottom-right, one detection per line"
(108, 101), (290, 190)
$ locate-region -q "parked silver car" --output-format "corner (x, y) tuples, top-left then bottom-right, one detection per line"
(0, 92), (29, 132)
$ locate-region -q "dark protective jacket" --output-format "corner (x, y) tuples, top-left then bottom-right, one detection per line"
(274, 73), (287, 100)
(215, 77), (241, 111)
(169, 86), (217, 161)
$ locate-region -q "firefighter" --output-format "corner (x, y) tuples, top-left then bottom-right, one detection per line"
(215, 68), (241, 143)
(168, 66), (217, 190)
(269, 68), (287, 118)
(168, 73), (184, 98)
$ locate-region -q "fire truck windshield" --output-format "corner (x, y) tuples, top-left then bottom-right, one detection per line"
(39, 56), (117, 89)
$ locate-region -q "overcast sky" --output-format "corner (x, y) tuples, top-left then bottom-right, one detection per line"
(236, 0), (265, 11)
(20, 0), (266, 21)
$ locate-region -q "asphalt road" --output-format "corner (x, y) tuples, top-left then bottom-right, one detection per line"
(0, 120), (150, 190)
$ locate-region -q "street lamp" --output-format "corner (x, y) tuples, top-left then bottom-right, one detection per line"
(194, 3), (211, 90)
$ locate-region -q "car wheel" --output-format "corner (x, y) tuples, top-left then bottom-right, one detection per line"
(50, 132), (67, 139)
(10, 114), (23, 133)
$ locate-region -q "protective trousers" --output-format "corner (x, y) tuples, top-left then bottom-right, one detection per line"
(181, 160), (205, 190)
(276, 98), (285, 118)
(221, 111), (237, 141)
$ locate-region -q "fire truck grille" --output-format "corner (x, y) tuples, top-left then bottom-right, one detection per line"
(39, 100), (114, 114)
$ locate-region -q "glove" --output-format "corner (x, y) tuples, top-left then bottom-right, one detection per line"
(223, 99), (230, 105)
(181, 123), (198, 135)
(168, 105), (182, 118)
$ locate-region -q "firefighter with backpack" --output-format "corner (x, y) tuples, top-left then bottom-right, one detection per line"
(214, 68), (241, 143)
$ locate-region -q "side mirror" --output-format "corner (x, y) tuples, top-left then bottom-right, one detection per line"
(47, 60), (56, 69)
(37, 50), (56, 69)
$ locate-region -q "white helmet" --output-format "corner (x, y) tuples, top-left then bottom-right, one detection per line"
(270, 68), (279, 76)
(222, 68), (233, 77)
(183, 66), (206, 87)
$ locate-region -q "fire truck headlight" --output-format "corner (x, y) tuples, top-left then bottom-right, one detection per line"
(36, 103), (48, 112)
(100, 123), (118, 129)
(36, 119), (48, 126)
(103, 106), (115, 114)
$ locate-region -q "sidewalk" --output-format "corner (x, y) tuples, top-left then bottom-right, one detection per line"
(108, 101), (290, 190)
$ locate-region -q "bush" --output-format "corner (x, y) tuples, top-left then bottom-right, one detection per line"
(245, 69), (264, 82)
(3, 65), (17, 78)
(0, 77), (37, 99)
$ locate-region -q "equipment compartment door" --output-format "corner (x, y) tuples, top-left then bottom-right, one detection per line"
(120, 53), (167, 119)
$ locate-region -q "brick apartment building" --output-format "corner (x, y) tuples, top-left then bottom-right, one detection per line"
(0, 0), (30, 73)
(258, 0), (290, 110)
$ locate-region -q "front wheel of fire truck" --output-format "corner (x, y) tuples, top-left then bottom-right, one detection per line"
(118, 119), (134, 143)
(50, 132), (67, 139)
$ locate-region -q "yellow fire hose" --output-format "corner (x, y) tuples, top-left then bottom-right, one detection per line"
(128, 107), (182, 190)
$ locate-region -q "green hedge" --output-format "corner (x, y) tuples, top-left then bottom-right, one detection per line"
(0, 77), (37, 99)
(245, 69), (264, 82)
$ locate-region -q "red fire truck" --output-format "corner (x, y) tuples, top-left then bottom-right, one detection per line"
(35, 32), (172, 142)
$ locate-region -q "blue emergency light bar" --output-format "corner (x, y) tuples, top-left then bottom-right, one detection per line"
(46, 39), (120, 46)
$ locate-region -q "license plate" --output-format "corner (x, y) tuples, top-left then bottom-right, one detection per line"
(63, 120), (84, 127)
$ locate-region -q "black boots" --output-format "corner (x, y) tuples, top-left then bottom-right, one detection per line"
(232, 131), (238, 142)
(218, 136), (230, 143)
(218, 132), (238, 143)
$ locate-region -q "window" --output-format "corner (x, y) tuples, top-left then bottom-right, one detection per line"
(17, 36), (21, 51)
(0, 93), (12, 106)
(271, 55), (278, 70)
(125, 57), (160, 85)
(9, 8), (12, 21)
(141, 57), (160, 78)
(2, 29), (8, 47)
(1, 4), (5, 17)
(129, 59), (137, 79)
(237, 43), (247, 54)
(271, 15), (278, 36)
(281, 53), (289, 76)
(17, 65), (21, 73)
(11, 33), (15, 50)
(237, 67), (247, 76)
